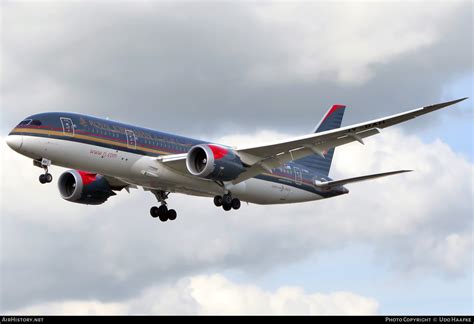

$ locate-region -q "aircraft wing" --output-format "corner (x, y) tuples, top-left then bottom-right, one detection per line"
(229, 97), (467, 184)
(156, 98), (467, 184)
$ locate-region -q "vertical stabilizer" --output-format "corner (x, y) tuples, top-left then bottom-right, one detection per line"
(296, 104), (346, 176)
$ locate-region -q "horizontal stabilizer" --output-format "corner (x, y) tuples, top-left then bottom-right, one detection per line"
(314, 170), (412, 190)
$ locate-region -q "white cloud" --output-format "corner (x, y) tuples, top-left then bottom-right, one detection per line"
(407, 233), (473, 276)
(187, 274), (378, 315)
(10, 300), (127, 316)
(8, 274), (379, 315)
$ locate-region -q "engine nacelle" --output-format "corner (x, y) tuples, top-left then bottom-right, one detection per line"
(58, 170), (116, 205)
(186, 144), (246, 181)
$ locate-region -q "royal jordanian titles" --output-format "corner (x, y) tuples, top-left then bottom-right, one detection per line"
(6, 98), (467, 222)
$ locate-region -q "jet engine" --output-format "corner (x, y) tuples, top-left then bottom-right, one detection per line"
(186, 144), (246, 181)
(58, 170), (116, 205)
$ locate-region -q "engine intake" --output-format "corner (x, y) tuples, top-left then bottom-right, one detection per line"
(186, 144), (246, 181)
(58, 170), (116, 205)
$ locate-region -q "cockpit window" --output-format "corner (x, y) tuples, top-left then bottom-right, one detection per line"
(30, 119), (42, 126)
(18, 119), (32, 126)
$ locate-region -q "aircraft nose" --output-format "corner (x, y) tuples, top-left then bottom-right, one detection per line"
(6, 135), (23, 152)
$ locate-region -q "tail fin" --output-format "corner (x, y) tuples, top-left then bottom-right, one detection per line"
(296, 104), (346, 176)
(313, 104), (346, 133)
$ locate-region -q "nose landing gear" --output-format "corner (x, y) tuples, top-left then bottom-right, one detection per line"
(34, 158), (53, 184)
(214, 194), (240, 211)
(39, 173), (53, 184)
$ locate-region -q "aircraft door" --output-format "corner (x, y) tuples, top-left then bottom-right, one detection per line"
(125, 130), (137, 149)
(60, 117), (75, 137)
(294, 167), (302, 185)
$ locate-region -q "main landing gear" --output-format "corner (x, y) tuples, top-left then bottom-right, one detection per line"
(150, 190), (177, 222)
(34, 158), (53, 184)
(214, 194), (240, 211)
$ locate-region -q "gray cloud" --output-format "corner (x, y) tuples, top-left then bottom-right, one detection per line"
(1, 1), (472, 138)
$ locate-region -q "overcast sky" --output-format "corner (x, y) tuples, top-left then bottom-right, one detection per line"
(1, 0), (472, 315)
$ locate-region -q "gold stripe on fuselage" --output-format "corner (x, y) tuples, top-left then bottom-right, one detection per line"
(12, 127), (170, 156)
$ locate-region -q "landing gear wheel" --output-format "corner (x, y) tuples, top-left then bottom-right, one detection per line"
(214, 196), (223, 207)
(39, 172), (52, 184)
(223, 194), (232, 205)
(45, 173), (53, 183)
(158, 205), (169, 222)
(167, 209), (177, 221)
(150, 206), (159, 218)
(158, 205), (168, 215)
(39, 174), (46, 184)
(223, 203), (232, 211)
(231, 198), (241, 210)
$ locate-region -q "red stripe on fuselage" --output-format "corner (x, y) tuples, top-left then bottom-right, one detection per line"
(208, 144), (228, 160)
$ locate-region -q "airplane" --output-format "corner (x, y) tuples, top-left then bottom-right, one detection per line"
(5, 97), (467, 222)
